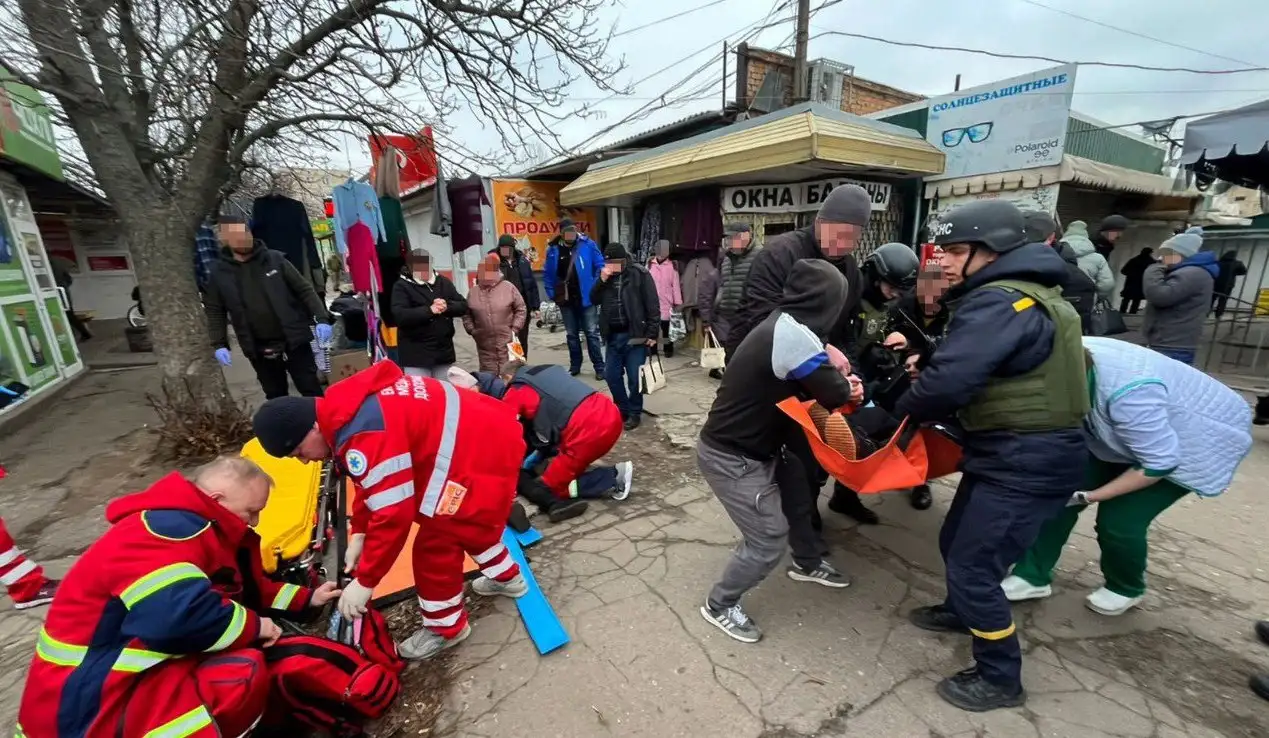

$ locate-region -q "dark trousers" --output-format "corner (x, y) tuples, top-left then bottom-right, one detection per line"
(1211, 294), (1231, 318)
(1119, 297), (1142, 314)
(247, 347), (324, 399)
(561, 303), (605, 373)
(603, 332), (646, 420)
(516, 323), (530, 360)
(939, 474), (1070, 688)
(778, 433), (829, 571)
(656, 320), (674, 357)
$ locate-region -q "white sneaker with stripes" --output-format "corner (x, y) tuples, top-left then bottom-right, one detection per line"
(472, 574), (529, 599)
(786, 561), (852, 588)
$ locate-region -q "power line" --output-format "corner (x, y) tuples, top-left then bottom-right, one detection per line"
(612, 0), (730, 38)
(553, 88), (1269, 101)
(1014, 0), (1263, 70)
(808, 29), (1269, 75)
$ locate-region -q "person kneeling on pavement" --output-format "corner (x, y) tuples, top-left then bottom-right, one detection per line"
(1003, 337), (1251, 616)
(475, 360), (635, 523)
(698, 260), (864, 644)
(18, 456), (342, 738)
(252, 361), (529, 661)
(897, 200), (1088, 712)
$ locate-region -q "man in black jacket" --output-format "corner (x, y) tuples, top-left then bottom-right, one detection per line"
(1023, 211), (1094, 334)
(206, 222), (333, 399)
(391, 248), (469, 378)
(591, 243), (659, 431)
(496, 235), (542, 356)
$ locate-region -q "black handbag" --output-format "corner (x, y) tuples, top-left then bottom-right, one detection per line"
(1092, 298), (1128, 336)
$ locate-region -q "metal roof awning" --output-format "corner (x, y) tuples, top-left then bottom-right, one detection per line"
(923, 155), (1200, 201)
(1180, 98), (1269, 189)
(559, 102), (945, 207)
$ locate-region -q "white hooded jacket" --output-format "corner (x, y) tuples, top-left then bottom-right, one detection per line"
(1063, 221), (1116, 300)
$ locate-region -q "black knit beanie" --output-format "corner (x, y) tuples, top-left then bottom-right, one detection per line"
(816, 184), (873, 227)
(252, 396), (318, 457)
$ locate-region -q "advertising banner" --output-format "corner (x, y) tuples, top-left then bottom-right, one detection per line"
(491, 179), (598, 271)
(723, 177), (891, 214)
(43, 294), (78, 368)
(926, 64), (1076, 180)
(0, 65), (62, 180)
(0, 211), (29, 299)
(2, 301), (56, 390)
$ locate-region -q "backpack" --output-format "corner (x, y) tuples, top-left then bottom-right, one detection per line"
(263, 608), (405, 736)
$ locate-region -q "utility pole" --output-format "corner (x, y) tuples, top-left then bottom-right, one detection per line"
(722, 41), (728, 110)
(793, 0), (811, 103)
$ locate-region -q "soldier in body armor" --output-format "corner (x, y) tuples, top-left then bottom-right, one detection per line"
(897, 200), (1088, 712)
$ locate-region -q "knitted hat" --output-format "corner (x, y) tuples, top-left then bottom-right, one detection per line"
(497, 234), (516, 249)
(559, 218), (577, 233)
(724, 222), (752, 236)
(816, 184), (873, 226)
(1159, 232), (1203, 258)
(604, 243), (630, 260)
(1022, 211), (1057, 243)
(252, 397), (318, 457)
(481, 252), (501, 270)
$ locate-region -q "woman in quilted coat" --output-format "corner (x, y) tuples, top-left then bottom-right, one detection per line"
(1001, 337), (1251, 616)
(647, 241), (682, 357)
(464, 253), (527, 372)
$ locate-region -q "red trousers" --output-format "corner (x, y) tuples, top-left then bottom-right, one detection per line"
(0, 515), (46, 602)
(118, 650), (270, 738)
(540, 394), (623, 498)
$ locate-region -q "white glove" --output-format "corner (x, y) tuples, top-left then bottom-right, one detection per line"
(344, 533), (365, 574)
(337, 579), (374, 620)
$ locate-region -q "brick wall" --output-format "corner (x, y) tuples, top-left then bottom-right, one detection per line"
(737, 45), (922, 116)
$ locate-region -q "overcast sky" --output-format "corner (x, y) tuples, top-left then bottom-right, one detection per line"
(348, 0), (1269, 176)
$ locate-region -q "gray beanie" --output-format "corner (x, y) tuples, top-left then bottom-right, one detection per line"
(1159, 232), (1203, 258)
(816, 184), (873, 227)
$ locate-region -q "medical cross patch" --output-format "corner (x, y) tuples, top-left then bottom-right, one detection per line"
(345, 449), (368, 477)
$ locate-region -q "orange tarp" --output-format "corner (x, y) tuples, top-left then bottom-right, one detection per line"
(778, 398), (962, 494)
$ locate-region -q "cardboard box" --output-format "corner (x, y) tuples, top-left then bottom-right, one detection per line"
(330, 350), (370, 381)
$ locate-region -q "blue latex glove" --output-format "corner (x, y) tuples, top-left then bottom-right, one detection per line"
(214, 348), (232, 366)
(315, 323), (333, 342)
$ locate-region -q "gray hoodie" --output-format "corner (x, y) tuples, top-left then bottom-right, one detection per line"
(1141, 260), (1216, 351)
(1063, 221), (1115, 299)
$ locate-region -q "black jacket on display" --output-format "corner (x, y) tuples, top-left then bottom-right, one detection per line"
(590, 264), (660, 342)
(251, 194), (324, 294)
(390, 273), (468, 369)
(205, 243), (331, 358)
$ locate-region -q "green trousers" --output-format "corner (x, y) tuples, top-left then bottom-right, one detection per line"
(1012, 459), (1189, 598)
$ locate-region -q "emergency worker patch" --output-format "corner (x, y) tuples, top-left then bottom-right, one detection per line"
(345, 449), (368, 477)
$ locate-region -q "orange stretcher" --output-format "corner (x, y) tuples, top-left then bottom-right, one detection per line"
(778, 398), (963, 494)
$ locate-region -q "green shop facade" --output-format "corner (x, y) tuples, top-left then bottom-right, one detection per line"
(0, 67), (83, 416)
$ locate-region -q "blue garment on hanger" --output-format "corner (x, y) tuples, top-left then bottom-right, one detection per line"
(332, 179), (388, 255)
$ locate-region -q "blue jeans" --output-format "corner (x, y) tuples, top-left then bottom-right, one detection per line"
(561, 303), (605, 373)
(1149, 346), (1195, 366)
(604, 333), (646, 420)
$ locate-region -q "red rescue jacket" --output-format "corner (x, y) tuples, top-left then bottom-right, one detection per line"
(318, 361), (525, 588)
(18, 473), (315, 738)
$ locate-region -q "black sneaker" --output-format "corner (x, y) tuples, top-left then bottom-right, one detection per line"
(594, 369), (605, 381)
(569, 368), (581, 377)
(908, 604), (969, 634)
(623, 416), (641, 431)
(1251, 673), (1269, 701)
(699, 600), (762, 643)
(546, 499), (588, 523)
(936, 668), (1026, 712)
(787, 561), (851, 588)
(1255, 620), (1269, 646)
(909, 485), (933, 510)
(13, 579), (59, 610)
(827, 487), (880, 525)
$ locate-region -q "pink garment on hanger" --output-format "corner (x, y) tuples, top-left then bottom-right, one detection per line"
(346, 220), (383, 292)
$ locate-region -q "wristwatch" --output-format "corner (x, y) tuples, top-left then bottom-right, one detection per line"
(1073, 490), (1091, 506)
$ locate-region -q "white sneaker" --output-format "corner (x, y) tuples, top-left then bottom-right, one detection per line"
(397, 622), (471, 660)
(1085, 587), (1142, 616)
(472, 574), (529, 599)
(611, 461), (634, 501)
(1001, 575), (1052, 602)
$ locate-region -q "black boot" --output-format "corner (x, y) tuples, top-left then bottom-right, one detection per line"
(507, 502), (531, 533)
(1256, 397), (1269, 426)
(936, 668), (1026, 712)
(1256, 620), (1269, 645)
(518, 480), (589, 523)
(908, 603), (969, 634)
(708, 369), (723, 380)
(827, 484), (879, 524)
(546, 499), (589, 523)
(909, 484), (933, 510)
(664, 343), (674, 358)
(1251, 674), (1269, 701)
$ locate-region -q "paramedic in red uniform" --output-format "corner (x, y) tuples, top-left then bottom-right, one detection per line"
(252, 360), (529, 661)
(495, 360), (634, 522)
(17, 455), (341, 738)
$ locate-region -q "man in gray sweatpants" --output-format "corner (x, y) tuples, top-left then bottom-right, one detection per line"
(696, 259), (860, 642)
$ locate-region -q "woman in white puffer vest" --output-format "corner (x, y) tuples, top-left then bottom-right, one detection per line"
(1001, 336), (1252, 616)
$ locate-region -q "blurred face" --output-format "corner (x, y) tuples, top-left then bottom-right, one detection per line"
(291, 426), (331, 463)
(938, 243), (997, 286)
(1160, 251), (1183, 266)
(563, 229), (577, 244)
(498, 244), (515, 259)
(1105, 229), (1123, 244)
(879, 281), (901, 300)
(478, 263), (501, 286)
(219, 223), (253, 254)
(917, 270), (951, 315)
(205, 474), (271, 527)
(656, 243), (670, 260)
(410, 255), (431, 279)
(728, 232), (751, 253)
(607, 259), (625, 273)
(815, 221), (863, 260)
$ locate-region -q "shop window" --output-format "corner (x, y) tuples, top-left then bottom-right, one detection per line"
(764, 222), (795, 238)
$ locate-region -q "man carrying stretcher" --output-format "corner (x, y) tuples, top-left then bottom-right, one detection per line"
(253, 361), (530, 660)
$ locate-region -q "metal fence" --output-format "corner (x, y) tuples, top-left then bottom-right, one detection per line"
(1192, 230), (1269, 390)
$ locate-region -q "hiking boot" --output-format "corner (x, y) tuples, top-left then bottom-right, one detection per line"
(909, 604), (969, 634)
(828, 486), (879, 525)
(1001, 575), (1052, 602)
(398, 622), (471, 660)
(936, 668), (1026, 712)
(909, 484), (933, 510)
(1255, 620), (1269, 646)
(699, 600), (762, 643)
(547, 499), (588, 523)
(787, 561), (851, 589)
(472, 574), (528, 599)
(1251, 674), (1269, 701)
(13, 579), (58, 610)
(1085, 587), (1142, 616)
(611, 461), (634, 501)
(623, 416), (641, 431)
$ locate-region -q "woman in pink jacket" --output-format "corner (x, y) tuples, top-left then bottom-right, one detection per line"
(464, 253), (527, 372)
(648, 242), (682, 357)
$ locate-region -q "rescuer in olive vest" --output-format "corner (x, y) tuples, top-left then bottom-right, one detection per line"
(895, 200), (1088, 713)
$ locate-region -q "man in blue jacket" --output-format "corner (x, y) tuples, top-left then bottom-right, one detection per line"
(544, 218), (606, 378)
(896, 200), (1088, 712)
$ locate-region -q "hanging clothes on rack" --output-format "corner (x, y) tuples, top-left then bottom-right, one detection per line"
(635, 203), (661, 266)
(251, 193), (324, 294)
(332, 178), (388, 255)
(373, 147), (409, 327)
(345, 221), (382, 293)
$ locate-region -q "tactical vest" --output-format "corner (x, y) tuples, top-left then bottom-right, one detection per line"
(510, 365), (596, 444)
(716, 246), (760, 314)
(953, 279), (1088, 433)
(854, 298), (890, 354)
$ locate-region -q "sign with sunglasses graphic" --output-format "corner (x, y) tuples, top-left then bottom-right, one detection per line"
(925, 64), (1076, 180)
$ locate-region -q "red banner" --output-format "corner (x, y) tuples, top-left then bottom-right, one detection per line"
(920, 243), (942, 269)
(368, 128), (438, 197)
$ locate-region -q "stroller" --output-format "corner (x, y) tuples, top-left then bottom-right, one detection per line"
(536, 302), (564, 332)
